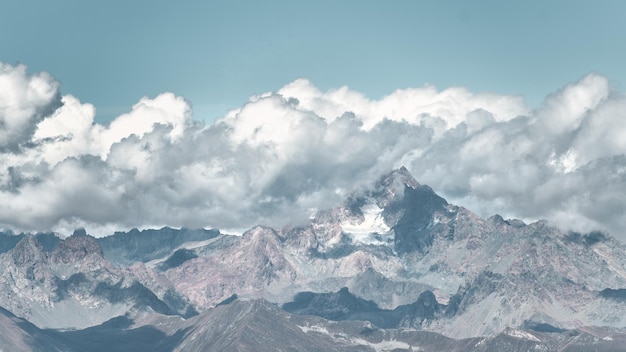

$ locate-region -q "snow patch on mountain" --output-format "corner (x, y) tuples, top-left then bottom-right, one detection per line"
(504, 328), (541, 342)
(298, 324), (413, 351)
(351, 338), (413, 352)
(340, 203), (393, 245)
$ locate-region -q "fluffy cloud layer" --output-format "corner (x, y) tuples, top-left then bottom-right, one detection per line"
(1, 63), (625, 240)
(0, 63), (61, 151)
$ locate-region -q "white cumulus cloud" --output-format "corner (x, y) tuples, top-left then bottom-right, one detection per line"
(0, 63), (61, 150)
(0, 63), (625, 241)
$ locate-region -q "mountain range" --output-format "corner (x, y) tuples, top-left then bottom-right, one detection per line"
(1, 167), (626, 351)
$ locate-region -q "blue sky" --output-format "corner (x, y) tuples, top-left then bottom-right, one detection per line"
(2, 1), (626, 237)
(2, 0), (625, 123)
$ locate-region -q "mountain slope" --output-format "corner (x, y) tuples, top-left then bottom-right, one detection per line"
(52, 298), (626, 352)
(0, 305), (70, 352)
(0, 230), (195, 329)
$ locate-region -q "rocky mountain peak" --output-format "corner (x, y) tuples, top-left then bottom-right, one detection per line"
(71, 228), (88, 237)
(307, 167), (454, 255)
(242, 225), (279, 241)
(52, 229), (103, 263)
(373, 168), (451, 255)
(373, 166), (420, 207)
(388, 166), (420, 188)
(11, 235), (47, 266)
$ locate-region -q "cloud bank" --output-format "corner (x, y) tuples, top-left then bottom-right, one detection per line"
(1, 62), (625, 239)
